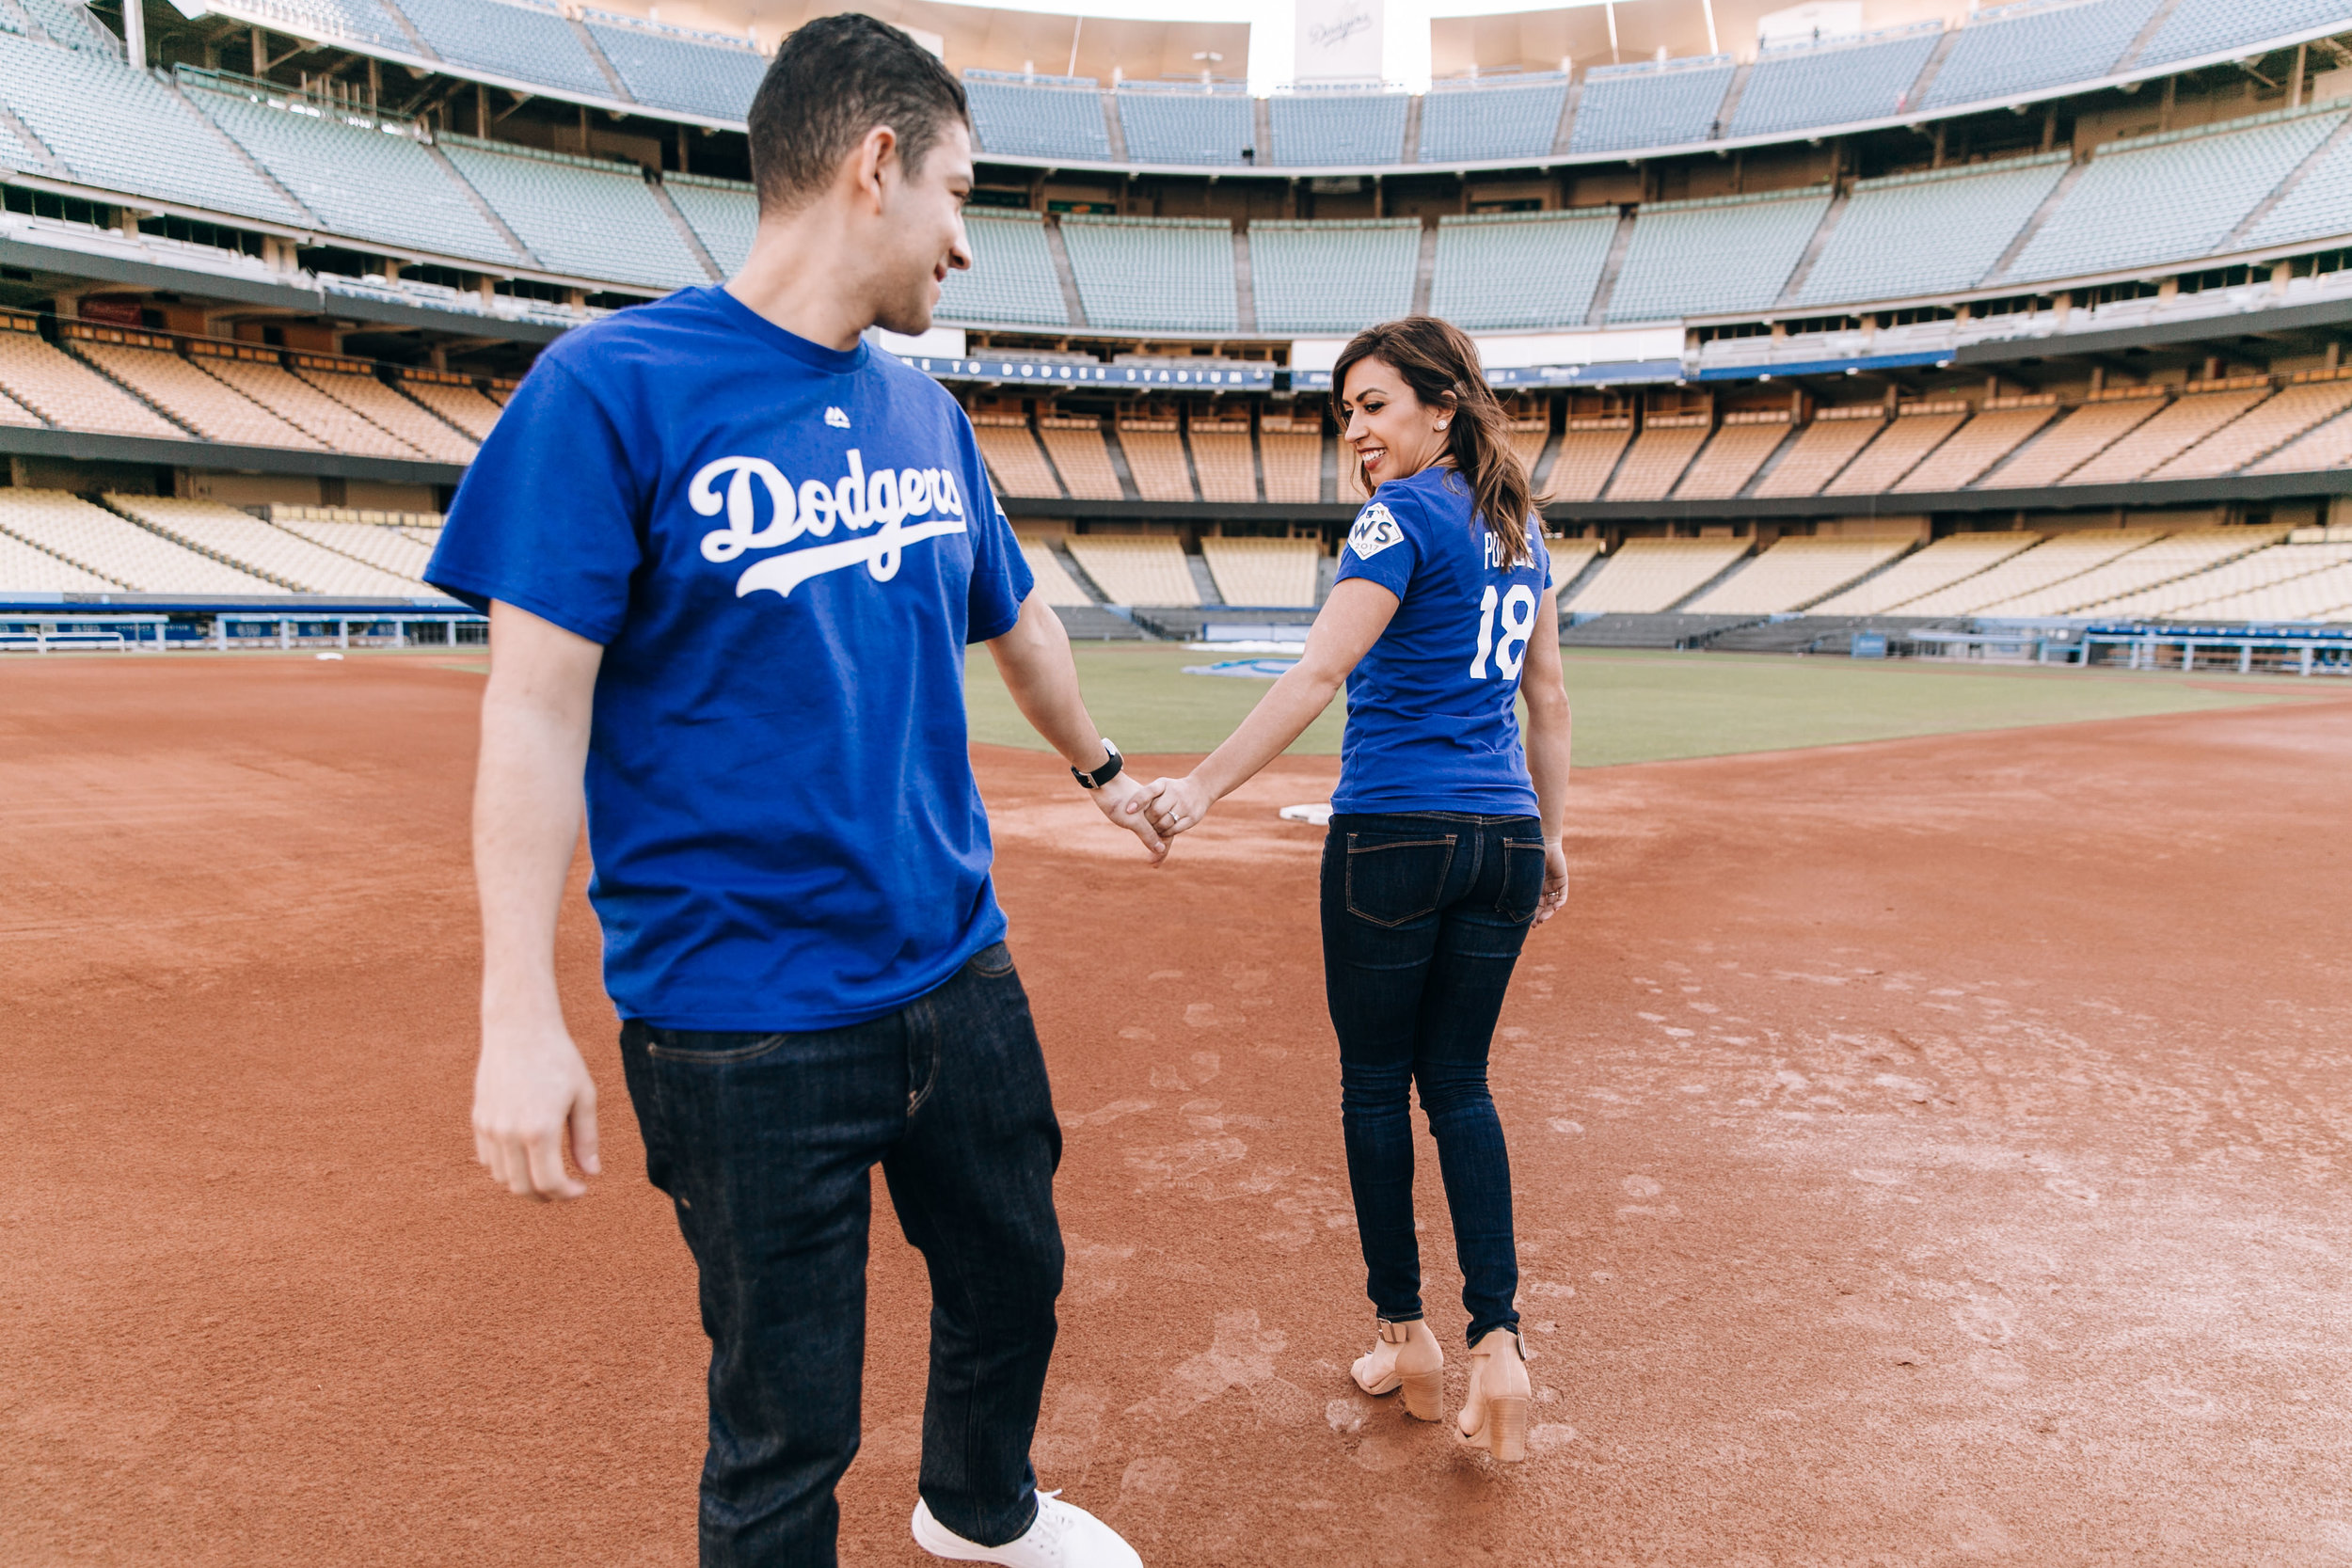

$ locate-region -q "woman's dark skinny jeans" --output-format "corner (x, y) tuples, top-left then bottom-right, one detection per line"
(1322, 812), (1542, 1348)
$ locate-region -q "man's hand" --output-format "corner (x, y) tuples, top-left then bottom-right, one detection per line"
(1090, 771), (1168, 863)
(1533, 837), (1570, 926)
(1143, 773), (1215, 838)
(473, 1013), (600, 1199)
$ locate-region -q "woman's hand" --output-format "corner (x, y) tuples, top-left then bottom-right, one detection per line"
(1533, 836), (1570, 925)
(1144, 774), (1215, 838)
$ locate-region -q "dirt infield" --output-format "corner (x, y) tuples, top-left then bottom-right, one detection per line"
(6, 655), (2350, 1566)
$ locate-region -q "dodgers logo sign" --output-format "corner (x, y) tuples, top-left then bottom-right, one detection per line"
(1347, 501), (1403, 561)
(691, 449), (968, 600)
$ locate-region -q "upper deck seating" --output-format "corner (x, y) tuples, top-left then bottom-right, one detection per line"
(1038, 417), (1123, 501)
(2007, 108), (2346, 284)
(2063, 385), (2268, 483)
(1809, 532), (2043, 614)
(440, 138), (708, 291)
(1505, 419), (1550, 480)
(2249, 401), (2352, 473)
(1729, 26), (1942, 138)
(664, 175), (757, 277)
(1795, 155), (2068, 307)
(1419, 75), (1566, 164)
(297, 363), (479, 463)
(105, 495), (425, 594)
(1975, 527), (2280, 615)
(1685, 536), (1913, 613)
(1896, 402), (2057, 490)
(1566, 538), (1750, 613)
(1257, 417), (1324, 503)
(2153, 377), (2352, 478)
(1249, 220), (1419, 334)
(1267, 91), (1408, 166)
(0, 35), (299, 227)
(1569, 56), (1734, 155)
(1546, 420), (1632, 501)
(1921, 0), (2163, 111)
(1980, 393), (2167, 485)
(1201, 537), (1318, 607)
(389, 0), (612, 98)
(0, 524), (118, 591)
(270, 516), (436, 579)
(2243, 113), (2352, 253)
(937, 210), (1068, 327)
(1605, 188), (1832, 322)
(187, 82), (519, 266)
(1825, 405), (1967, 494)
(0, 382), (42, 427)
(1673, 414), (1789, 499)
(2135, 0), (2351, 69)
(581, 12), (767, 120)
(0, 489), (275, 594)
(214, 0), (416, 52)
(1065, 535), (1198, 605)
(1060, 216), (1236, 332)
(2077, 542), (2352, 619)
(399, 374), (504, 442)
(1604, 418), (1710, 500)
(1016, 539), (1094, 606)
(2159, 555), (2352, 622)
(1430, 210), (1616, 331)
(1896, 530), (2161, 615)
(1115, 83), (1253, 166)
(193, 348), (422, 459)
(971, 416), (1062, 499)
(1116, 420), (1194, 502)
(1754, 408), (1883, 496)
(70, 333), (322, 450)
(0, 325), (185, 439)
(964, 73), (1112, 162)
(25, 0), (126, 51)
(1188, 420), (1258, 503)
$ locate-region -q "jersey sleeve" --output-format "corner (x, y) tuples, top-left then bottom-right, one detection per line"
(1333, 494), (1419, 598)
(424, 357), (644, 645)
(957, 418), (1032, 642)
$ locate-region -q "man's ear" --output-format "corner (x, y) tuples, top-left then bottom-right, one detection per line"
(852, 124), (898, 211)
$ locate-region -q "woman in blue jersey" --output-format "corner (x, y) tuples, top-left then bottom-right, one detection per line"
(1142, 317), (1572, 1464)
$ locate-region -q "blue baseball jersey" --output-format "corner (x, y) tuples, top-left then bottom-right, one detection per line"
(1329, 463), (1551, 816)
(426, 286), (1033, 1032)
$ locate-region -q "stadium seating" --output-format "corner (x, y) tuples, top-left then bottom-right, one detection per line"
(0, 489), (277, 594)
(1755, 407), (1883, 496)
(1809, 531), (2043, 614)
(1569, 56), (1734, 155)
(1896, 530), (2161, 615)
(269, 515), (436, 579)
(1672, 413), (1788, 499)
(1257, 416), (1323, 503)
(1975, 527), (2279, 615)
(1502, 418), (1550, 482)
(25, 0), (124, 51)
(186, 83), (519, 267)
(1201, 536), (1318, 607)
(1248, 220), (1419, 335)
(399, 373), (504, 442)
(1684, 535), (1913, 613)
(389, 0), (612, 100)
(1429, 210), (1617, 331)
(1605, 188), (1833, 322)
(1115, 84), (1253, 166)
(105, 495), (425, 594)
(1921, 0), (2162, 111)
(1547, 537), (1602, 586)
(1565, 537), (1749, 612)
(296, 362), (478, 463)
(1116, 419), (1194, 502)
(0, 36), (300, 227)
(1729, 26), (1942, 138)
(2063, 383), (2267, 483)
(0, 325), (185, 439)
(2249, 403), (2352, 473)
(1896, 401), (2057, 490)
(1794, 154), (2068, 307)
(963, 73), (1112, 163)
(0, 384), (42, 427)
(219, 0), (413, 54)
(1547, 420), (1632, 502)
(1188, 420), (1258, 503)
(934, 209), (1068, 327)
(1419, 75), (1566, 164)
(2150, 376), (2352, 479)
(1825, 404), (1967, 495)
(1039, 416), (1122, 500)
(1059, 216), (1236, 331)
(1267, 91), (1408, 166)
(2243, 113), (2352, 253)
(1605, 416), (1710, 500)
(580, 12), (766, 120)
(1979, 392), (2166, 486)
(439, 137), (709, 291)
(2135, 0), (2351, 69)
(2078, 541), (2352, 618)
(664, 174), (757, 277)
(68, 331), (319, 450)
(1065, 535), (1198, 605)
(2006, 108), (2345, 285)
(971, 415), (1061, 499)
(1014, 538), (1093, 606)
(190, 346), (421, 459)
(0, 524), (118, 592)
(2164, 557), (2352, 621)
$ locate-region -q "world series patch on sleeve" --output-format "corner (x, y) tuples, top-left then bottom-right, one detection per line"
(1347, 502), (1404, 560)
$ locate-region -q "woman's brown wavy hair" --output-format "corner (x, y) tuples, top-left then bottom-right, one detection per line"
(1328, 316), (1544, 569)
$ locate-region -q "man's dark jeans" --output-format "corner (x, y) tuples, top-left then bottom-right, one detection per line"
(1321, 813), (1541, 1347)
(617, 942), (1062, 1568)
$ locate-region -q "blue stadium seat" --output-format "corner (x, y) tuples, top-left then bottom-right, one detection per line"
(1430, 209), (1619, 330)
(963, 72), (1112, 163)
(1418, 74), (1566, 164)
(2245, 112), (2352, 252)
(205, 0), (412, 55)
(439, 136), (709, 290)
(1922, 0), (2163, 110)
(22, 0), (116, 53)
(938, 210), (1069, 327)
(2135, 0), (2352, 69)
(1729, 25), (1942, 137)
(664, 174), (755, 276)
(389, 0), (612, 99)
(1605, 187), (1833, 322)
(1795, 153), (2068, 306)
(1267, 90), (1407, 166)
(1570, 56), (1735, 154)
(1115, 83), (1254, 166)
(1249, 219), (1419, 333)
(1059, 216), (1235, 330)
(580, 11), (765, 120)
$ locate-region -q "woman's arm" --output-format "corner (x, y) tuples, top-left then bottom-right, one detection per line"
(1143, 578), (1400, 835)
(1518, 585), (1573, 924)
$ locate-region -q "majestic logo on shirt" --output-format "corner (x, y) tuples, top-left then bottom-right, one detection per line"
(1347, 502), (1403, 560)
(824, 406), (850, 429)
(691, 449), (966, 600)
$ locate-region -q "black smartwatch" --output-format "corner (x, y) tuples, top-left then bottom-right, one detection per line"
(1072, 738), (1123, 790)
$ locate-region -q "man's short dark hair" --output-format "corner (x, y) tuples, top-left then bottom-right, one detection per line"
(747, 14), (970, 214)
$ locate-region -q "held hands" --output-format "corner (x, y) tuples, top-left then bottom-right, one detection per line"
(473, 1012), (600, 1199)
(1141, 774), (1215, 841)
(1533, 836), (1570, 926)
(1090, 770), (1168, 863)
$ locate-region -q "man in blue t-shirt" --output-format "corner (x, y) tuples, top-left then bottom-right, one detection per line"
(429, 19), (1153, 1567)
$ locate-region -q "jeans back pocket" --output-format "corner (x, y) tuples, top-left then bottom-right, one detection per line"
(1343, 832), (1458, 927)
(1496, 837), (1548, 926)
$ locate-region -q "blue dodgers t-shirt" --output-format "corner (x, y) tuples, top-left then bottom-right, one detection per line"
(1329, 463), (1552, 816)
(426, 287), (1033, 1032)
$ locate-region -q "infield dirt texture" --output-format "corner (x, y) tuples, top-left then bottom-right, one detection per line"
(4, 653), (2347, 1565)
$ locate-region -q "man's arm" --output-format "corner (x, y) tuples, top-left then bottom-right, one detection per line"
(472, 599), (606, 1199)
(1519, 586), (1573, 926)
(984, 591), (1167, 862)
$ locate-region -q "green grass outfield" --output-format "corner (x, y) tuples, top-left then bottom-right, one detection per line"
(966, 644), (2310, 767)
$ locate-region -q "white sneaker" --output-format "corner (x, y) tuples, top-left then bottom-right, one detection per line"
(912, 1491), (1143, 1567)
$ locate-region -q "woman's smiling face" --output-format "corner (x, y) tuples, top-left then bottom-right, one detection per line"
(1339, 356), (1453, 489)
